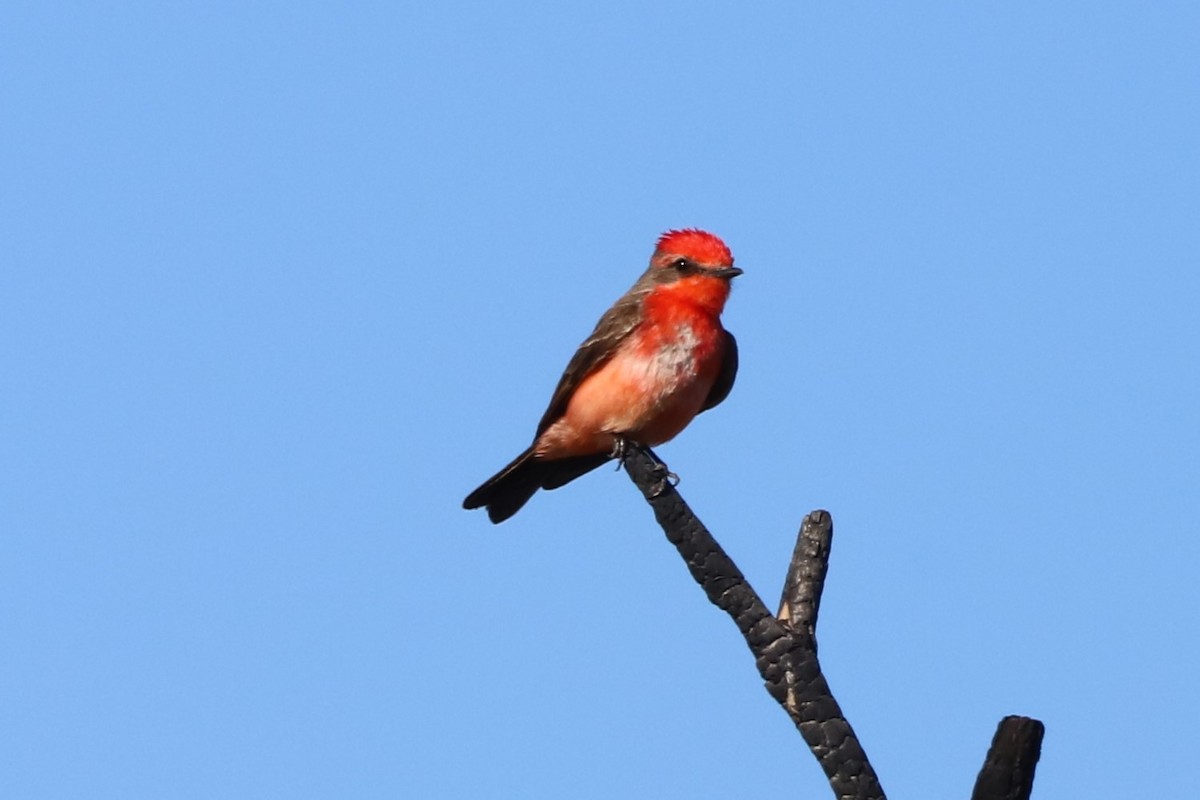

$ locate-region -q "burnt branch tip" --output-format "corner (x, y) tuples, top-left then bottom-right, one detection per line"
(971, 716), (1045, 800)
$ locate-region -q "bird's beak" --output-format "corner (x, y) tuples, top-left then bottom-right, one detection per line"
(709, 266), (743, 279)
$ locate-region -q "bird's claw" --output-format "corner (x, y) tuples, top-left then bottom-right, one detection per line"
(611, 436), (635, 469)
(610, 438), (678, 495)
(648, 463), (680, 498)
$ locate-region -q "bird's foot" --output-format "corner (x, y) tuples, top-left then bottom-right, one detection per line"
(647, 454), (680, 498)
(610, 436), (637, 469)
(610, 439), (678, 495)
(648, 464), (680, 498)
(642, 445), (678, 482)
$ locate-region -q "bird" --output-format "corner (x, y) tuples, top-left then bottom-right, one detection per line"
(463, 229), (742, 523)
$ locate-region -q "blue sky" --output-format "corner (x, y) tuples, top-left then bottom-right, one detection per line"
(3, 2), (1197, 798)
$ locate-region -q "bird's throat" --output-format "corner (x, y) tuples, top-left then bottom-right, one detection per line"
(645, 275), (731, 317)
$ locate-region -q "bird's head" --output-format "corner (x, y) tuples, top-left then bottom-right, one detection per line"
(651, 229), (741, 279)
(645, 229), (742, 312)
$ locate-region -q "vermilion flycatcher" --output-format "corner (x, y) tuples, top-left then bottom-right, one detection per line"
(463, 229), (742, 523)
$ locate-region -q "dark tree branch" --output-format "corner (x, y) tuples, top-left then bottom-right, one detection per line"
(971, 716), (1045, 800)
(778, 510), (833, 638)
(623, 447), (885, 800)
(621, 446), (1044, 800)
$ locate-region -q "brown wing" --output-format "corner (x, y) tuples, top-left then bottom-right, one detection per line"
(700, 329), (738, 412)
(534, 284), (649, 436)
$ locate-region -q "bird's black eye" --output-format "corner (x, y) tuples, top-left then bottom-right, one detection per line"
(673, 257), (692, 271)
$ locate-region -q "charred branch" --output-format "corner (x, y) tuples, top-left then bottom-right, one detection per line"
(622, 446), (1043, 800)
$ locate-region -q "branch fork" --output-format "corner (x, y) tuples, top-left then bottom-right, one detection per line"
(622, 446), (1043, 800)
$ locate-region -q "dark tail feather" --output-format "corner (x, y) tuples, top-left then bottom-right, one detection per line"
(463, 448), (542, 524)
(463, 449), (613, 524)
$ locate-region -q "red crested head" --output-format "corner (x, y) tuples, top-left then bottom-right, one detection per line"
(643, 229), (741, 314)
(653, 229), (734, 268)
